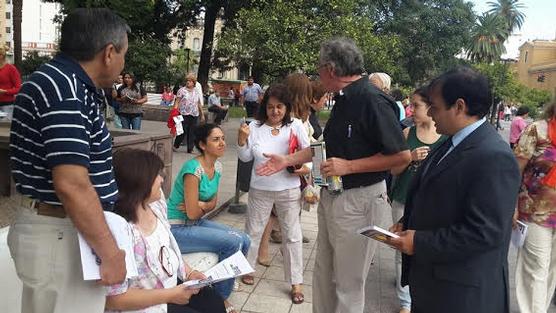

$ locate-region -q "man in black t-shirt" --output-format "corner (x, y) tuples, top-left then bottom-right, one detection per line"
(256, 38), (411, 313)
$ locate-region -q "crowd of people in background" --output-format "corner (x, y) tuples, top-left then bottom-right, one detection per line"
(5, 7), (556, 313)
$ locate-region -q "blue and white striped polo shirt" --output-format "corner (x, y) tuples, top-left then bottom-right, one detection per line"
(10, 53), (118, 206)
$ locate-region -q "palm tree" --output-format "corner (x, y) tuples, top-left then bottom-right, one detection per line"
(467, 13), (510, 63)
(487, 0), (526, 34)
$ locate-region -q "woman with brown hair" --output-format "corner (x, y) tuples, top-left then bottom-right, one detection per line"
(237, 84), (309, 304)
(173, 74), (205, 153)
(106, 148), (226, 313)
(514, 102), (556, 313)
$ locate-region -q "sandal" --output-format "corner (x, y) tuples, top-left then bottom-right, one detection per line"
(241, 274), (255, 285)
(257, 257), (271, 267)
(224, 300), (237, 313)
(291, 286), (304, 304)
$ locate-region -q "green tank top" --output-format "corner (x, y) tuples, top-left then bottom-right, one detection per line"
(390, 127), (446, 204)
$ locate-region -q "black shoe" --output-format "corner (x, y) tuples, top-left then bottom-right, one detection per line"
(302, 235), (310, 244)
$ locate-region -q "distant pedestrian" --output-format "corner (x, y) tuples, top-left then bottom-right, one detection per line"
(0, 46), (22, 120)
(208, 89), (228, 125)
(116, 72), (148, 130)
(161, 84), (175, 106)
(509, 106), (529, 149)
(241, 76), (263, 117)
(173, 74), (205, 153)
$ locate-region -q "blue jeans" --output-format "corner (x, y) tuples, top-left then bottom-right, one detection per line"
(171, 219), (251, 299)
(120, 114), (142, 130)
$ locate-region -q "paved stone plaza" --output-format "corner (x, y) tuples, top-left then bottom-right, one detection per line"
(1, 117), (555, 313)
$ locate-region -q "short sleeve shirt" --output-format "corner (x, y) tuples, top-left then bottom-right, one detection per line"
(117, 85), (146, 115)
(10, 53), (118, 205)
(323, 76), (408, 189)
(167, 158), (222, 220)
(514, 120), (556, 228)
(241, 84), (262, 102)
(176, 87), (201, 116)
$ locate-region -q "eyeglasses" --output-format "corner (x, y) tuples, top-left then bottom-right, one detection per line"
(159, 246), (174, 277)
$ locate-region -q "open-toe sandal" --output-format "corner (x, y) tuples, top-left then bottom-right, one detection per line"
(241, 274), (255, 285)
(291, 289), (304, 304)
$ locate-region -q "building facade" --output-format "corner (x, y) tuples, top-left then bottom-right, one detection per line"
(516, 40), (556, 100)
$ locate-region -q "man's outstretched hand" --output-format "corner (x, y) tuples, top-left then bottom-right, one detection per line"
(256, 153), (288, 176)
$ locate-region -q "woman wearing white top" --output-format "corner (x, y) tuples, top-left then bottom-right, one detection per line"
(237, 84), (309, 304)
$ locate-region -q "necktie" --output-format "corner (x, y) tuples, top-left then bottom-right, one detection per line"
(422, 137), (453, 178)
(430, 137), (453, 166)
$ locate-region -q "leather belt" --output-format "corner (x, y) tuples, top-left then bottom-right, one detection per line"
(35, 202), (67, 218)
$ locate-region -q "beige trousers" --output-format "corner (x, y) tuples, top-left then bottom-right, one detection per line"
(245, 187), (303, 285)
(312, 181), (389, 313)
(516, 221), (556, 313)
(8, 207), (106, 313)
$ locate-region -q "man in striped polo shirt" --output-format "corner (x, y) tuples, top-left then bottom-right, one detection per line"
(8, 9), (129, 313)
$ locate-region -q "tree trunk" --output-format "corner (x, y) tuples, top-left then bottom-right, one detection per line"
(197, 2), (219, 93)
(12, 0), (23, 70)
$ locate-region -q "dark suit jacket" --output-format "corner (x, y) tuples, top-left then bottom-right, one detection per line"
(401, 122), (520, 313)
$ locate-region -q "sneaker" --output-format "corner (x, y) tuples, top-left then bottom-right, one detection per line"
(302, 235), (310, 243)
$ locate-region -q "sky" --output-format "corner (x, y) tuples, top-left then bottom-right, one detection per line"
(470, 0), (556, 59)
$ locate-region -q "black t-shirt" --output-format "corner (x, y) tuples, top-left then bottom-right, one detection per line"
(323, 76), (408, 189)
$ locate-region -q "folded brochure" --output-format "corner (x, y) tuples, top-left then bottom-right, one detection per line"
(182, 250), (254, 289)
(358, 225), (399, 243)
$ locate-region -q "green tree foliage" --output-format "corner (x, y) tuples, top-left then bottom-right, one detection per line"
(487, 0), (526, 34)
(124, 37), (172, 86)
(373, 0), (476, 85)
(213, 0), (402, 84)
(473, 62), (552, 118)
(467, 14), (510, 63)
(20, 51), (53, 77)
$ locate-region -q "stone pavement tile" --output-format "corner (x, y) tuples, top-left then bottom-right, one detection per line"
(253, 278), (291, 298)
(289, 302), (312, 313)
(302, 230), (318, 240)
(302, 270), (313, 286)
(252, 263), (268, 278)
(262, 266), (286, 281)
(305, 259), (315, 271)
(228, 291), (250, 311)
(242, 294), (292, 313)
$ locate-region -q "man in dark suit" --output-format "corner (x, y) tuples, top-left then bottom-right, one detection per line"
(388, 68), (521, 313)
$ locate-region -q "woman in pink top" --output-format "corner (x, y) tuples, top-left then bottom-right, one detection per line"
(510, 106), (530, 149)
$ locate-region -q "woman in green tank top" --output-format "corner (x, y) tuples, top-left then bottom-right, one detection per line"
(389, 86), (446, 313)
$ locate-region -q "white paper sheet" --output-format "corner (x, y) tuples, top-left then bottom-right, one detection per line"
(182, 251), (254, 289)
(78, 211), (138, 280)
(173, 115), (184, 136)
(511, 220), (528, 248)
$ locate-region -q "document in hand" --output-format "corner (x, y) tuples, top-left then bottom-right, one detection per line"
(358, 225), (399, 244)
(78, 211), (138, 280)
(511, 220), (528, 248)
(182, 250), (254, 289)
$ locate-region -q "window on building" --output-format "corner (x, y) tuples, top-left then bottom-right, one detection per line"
(5, 12), (11, 19)
(6, 0), (11, 4)
(5, 27), (10, 34)
(193, 38), (200, 51)
(6, 41), (10, 48)
(524, 51), (528, 63)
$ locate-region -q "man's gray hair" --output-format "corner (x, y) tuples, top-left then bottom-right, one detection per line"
(59, 8), (130, 62)
(319, 37), (364, 77)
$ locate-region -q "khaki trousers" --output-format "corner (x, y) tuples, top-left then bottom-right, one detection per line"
(245, 188), (303, 285)
(313, 181), (389, 313)
(516, 221), (556, 313)
(8, 207), (106, 313)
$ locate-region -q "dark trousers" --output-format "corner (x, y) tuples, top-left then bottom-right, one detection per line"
(167, 286), (226, 313)
(244, 101), (259, 118)
(174, 115), (198, 152)
(208, 106), (228, 125)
